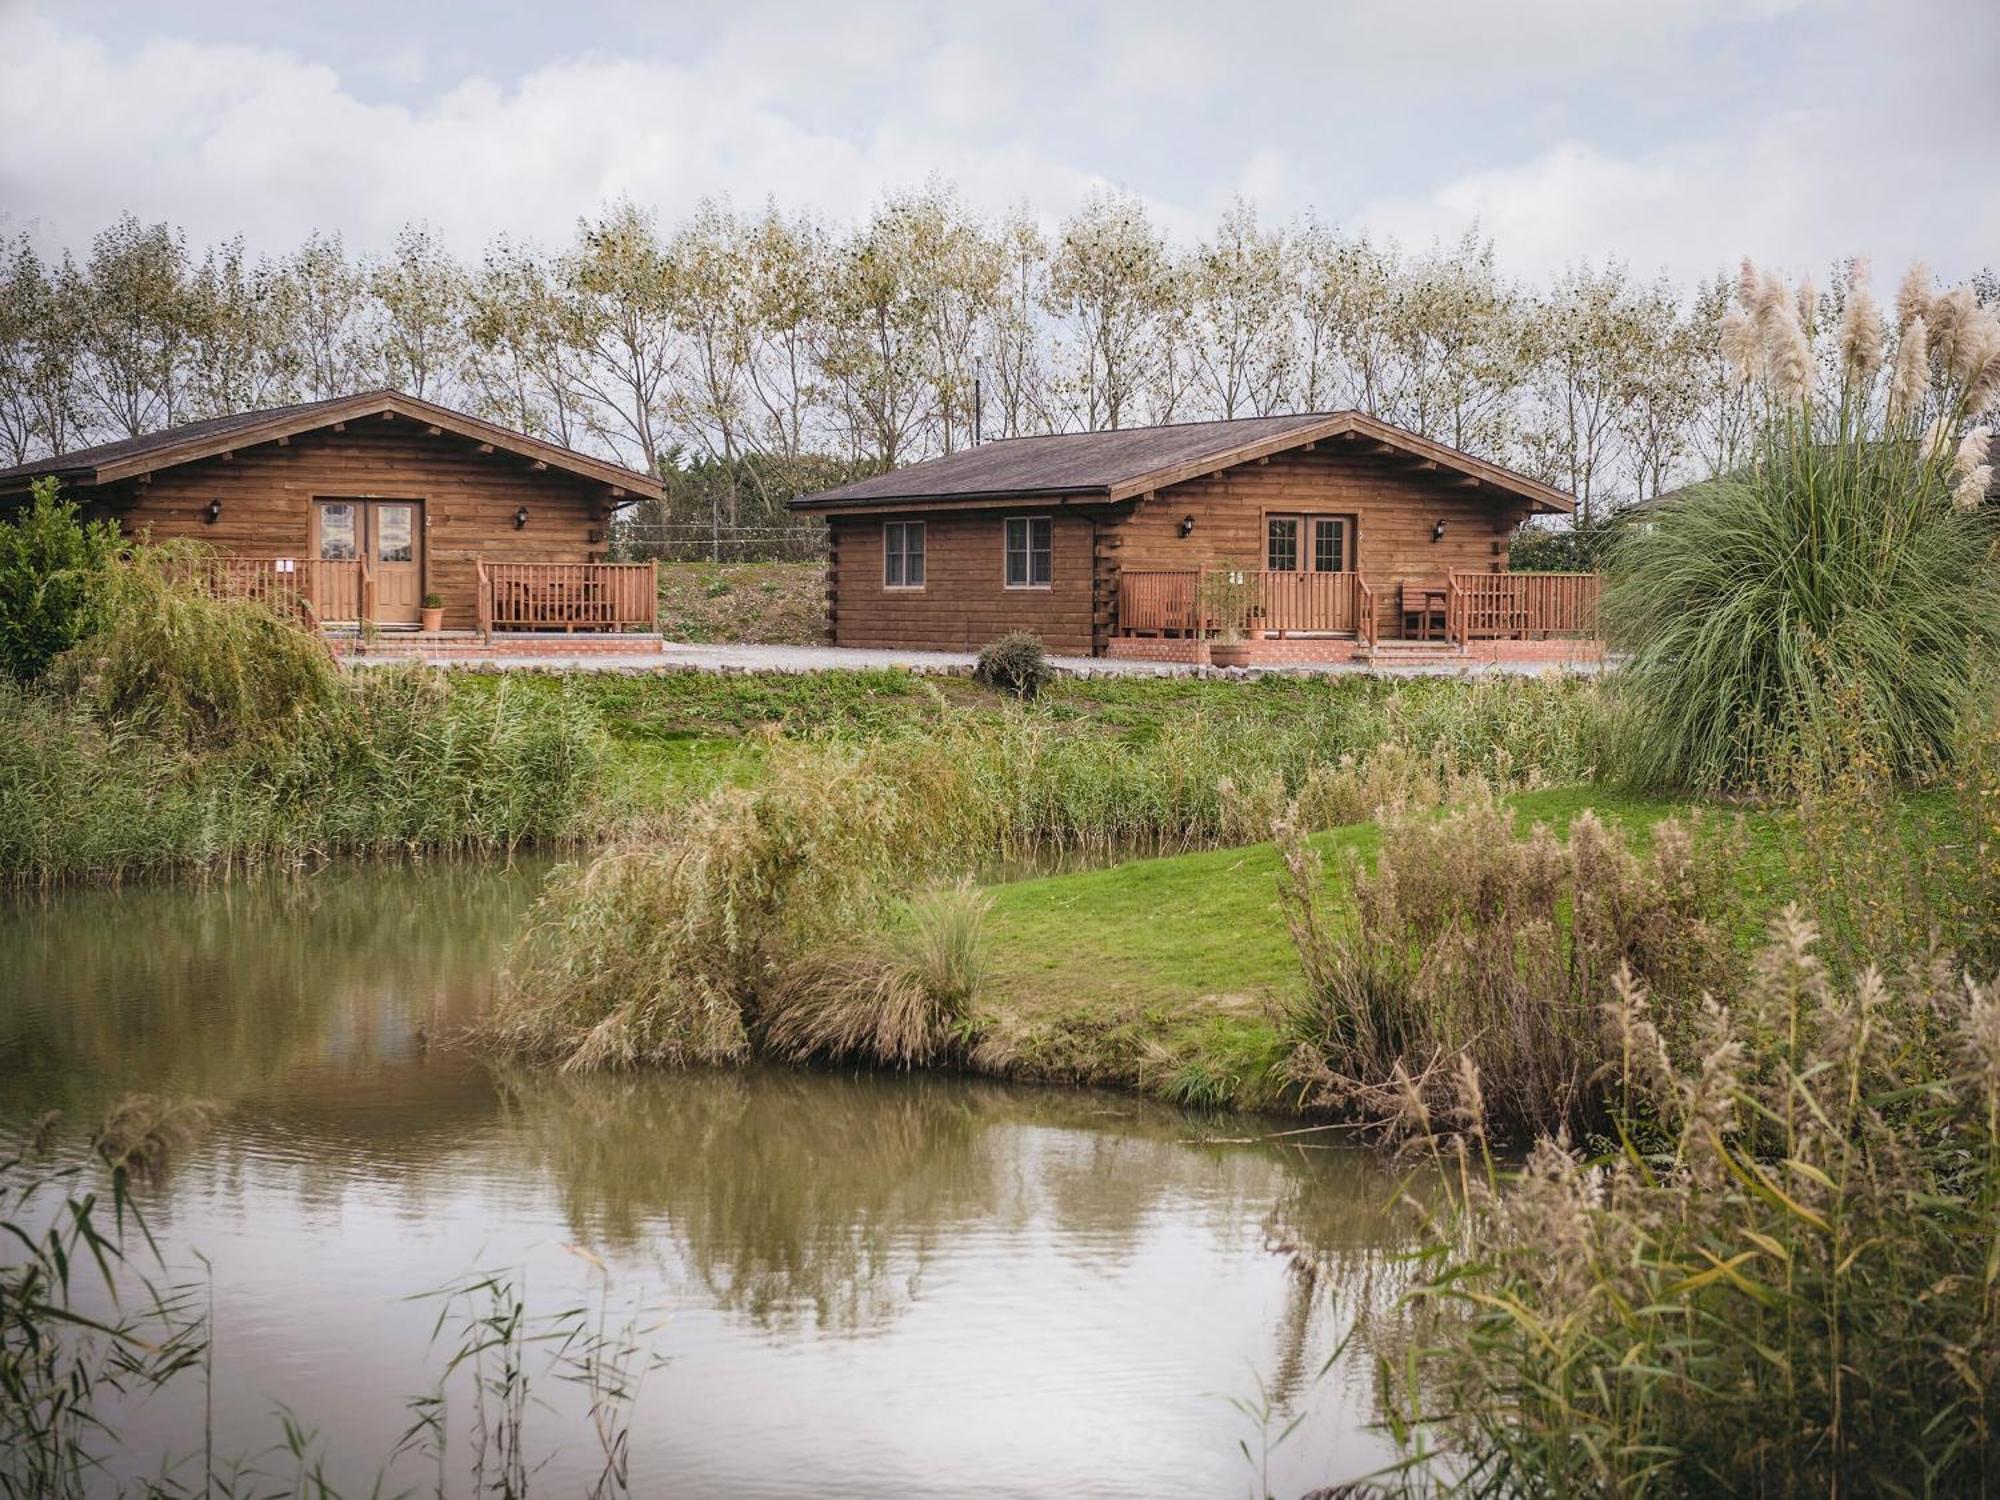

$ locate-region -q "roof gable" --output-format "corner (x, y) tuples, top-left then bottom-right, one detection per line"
(791, 411), (1573, 516)
(0, 390), (665, 500)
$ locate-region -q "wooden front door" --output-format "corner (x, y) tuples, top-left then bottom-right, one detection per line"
(314, 499), (424, 625)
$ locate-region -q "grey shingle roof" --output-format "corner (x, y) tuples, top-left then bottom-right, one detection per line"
(791, 409), (1573, 514)
(0, 390), (665, 498)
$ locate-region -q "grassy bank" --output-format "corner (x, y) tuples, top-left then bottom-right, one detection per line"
(969, 787), (1793, 1109)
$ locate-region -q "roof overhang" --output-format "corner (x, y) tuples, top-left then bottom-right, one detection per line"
(0, 391), (665, 502)
(790, 411), (1573, 516)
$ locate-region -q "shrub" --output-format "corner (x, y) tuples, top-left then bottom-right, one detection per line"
(1605, 260), (2000, 794)
(1277, 790), (1739, 1136)
(1377, 914), (2000, 1496)
(54, 539), (342, 749)
(763, 880), (990, 1066)
(0, 478), (119, 683)
(974, 631), (1055, 700)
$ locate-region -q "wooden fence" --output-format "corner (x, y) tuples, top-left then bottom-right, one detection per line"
(478, 561), (658, 633)
(1116, 568), (1373, 640)
(1446, 570), (1601, 641)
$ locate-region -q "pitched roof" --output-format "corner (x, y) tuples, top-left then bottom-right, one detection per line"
(790, 410), (1574, 515)
(0, 390), (665, 500)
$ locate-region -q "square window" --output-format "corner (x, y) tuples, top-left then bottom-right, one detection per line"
(1005, 516), (1053, 587)
(884, 521), (925, 587)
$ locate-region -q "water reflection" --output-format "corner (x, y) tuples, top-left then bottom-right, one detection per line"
(1, 861), (1413, 1498)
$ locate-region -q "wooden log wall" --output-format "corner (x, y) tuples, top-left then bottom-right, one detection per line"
(825, 509), (1097, 655)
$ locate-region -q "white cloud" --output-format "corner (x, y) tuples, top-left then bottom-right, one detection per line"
(3, 0), (1996, 293)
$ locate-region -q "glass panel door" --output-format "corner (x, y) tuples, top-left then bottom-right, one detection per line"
(317, 502), (357, 561)
(1312, 517), (1348, 572)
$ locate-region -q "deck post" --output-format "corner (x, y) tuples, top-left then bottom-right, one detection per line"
(360, 557), (377, 630)
(476, 559), (492, 642)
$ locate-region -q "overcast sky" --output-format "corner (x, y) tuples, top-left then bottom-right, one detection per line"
(2, 0), (1993, 290)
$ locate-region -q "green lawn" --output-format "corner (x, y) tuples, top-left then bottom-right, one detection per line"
(971, 787), (1794, 1107)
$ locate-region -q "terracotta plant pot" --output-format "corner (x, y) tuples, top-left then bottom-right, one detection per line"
(419, 606), (444, 633)
(1209, 640), (1253, 669)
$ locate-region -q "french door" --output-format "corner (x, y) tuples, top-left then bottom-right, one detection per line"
(1263, 513), (1359, 633)
(1265, 513), (1354, 575)
(314, 499), (424, 625)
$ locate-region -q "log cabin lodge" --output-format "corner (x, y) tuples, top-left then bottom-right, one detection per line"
(0, 390), (666, 645)
(792, 410), (1602, 665)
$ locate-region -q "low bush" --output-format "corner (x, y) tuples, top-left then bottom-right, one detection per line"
(973, 631), (1055, 700)
(1277, 790), (1740, 1136)
(0, 478), (119, 683)
(1378, 914), (2000, 1495)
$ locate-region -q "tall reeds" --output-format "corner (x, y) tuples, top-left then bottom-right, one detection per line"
(1276, 789), (1739, 1136)
(1375, 915), (2000, 1495)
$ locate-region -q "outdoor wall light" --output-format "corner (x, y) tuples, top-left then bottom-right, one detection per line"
(205, 497), (222, 525)
(1179, 514), (1196, 538)
(514, 506), (529, 530)
(1432, 518), (1447, 542)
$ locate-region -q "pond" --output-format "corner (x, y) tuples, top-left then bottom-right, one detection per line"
(0, 861), (1413, 1499)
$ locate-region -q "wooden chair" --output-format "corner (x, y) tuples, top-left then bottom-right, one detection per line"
(1400, 579), (1448, 641)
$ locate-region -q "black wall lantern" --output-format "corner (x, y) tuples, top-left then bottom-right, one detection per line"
(205, 497), (222, 525)
(513, 506), (529, 530)
(1179, 514), (1196, 538)
(1431, 518), (1447, 543)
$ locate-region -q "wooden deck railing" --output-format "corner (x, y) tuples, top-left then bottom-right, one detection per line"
(1446, 570), (1601, 642)
(187, 555), (656, 634)
(1258, 570), (1361, 634)
(1117, 568), (1371, 638)
(189, 557), (367, 626)
(479, 561), (658, 634)
(1115, 569), (1203, 635)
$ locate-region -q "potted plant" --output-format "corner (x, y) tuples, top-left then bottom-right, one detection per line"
(1196, 562), (1262, 668)
(419, 592), (444, 633)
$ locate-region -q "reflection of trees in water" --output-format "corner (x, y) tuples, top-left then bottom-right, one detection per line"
(495, 1066), (1421, 1360)
(0, 859), (547, 1119)
(1256, 1140), (1432, 1414)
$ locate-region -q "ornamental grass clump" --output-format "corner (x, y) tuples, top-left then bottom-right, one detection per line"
(1278, 789), (1739, 1137)
(1607, 257), (2000, 795)
(1377, 914), (2000, 1496)
(487, 740), (945, 1071)
(763, 879), (990, 1067)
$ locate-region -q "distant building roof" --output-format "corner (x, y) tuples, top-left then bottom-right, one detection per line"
(791, 410), (1574, 515)
(0, 389), (665, 500)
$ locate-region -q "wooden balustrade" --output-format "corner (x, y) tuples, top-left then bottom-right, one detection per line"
(480, 561), (658, 634)
(1115, 569), (1202, 635)
(1446, 570), (1601, 642)
(1257, 570), (1359, 634)
(185, 555), (656, 635)
(1117, 568), (1368, 638)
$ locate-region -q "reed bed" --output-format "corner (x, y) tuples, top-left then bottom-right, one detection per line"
(1376, 914), (2000, 1496)
(487, 687), (1600, 1076)
(1276, 789), (1741, 1138)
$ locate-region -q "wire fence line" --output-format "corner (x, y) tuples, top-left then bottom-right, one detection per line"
(613, 522), (829, 564)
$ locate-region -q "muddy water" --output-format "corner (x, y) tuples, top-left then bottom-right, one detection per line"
(0, 861), (1412, 1498)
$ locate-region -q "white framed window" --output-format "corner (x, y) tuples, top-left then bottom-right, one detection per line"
(884, 520), (925, 588)
(1004, 516), (1053, 588)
